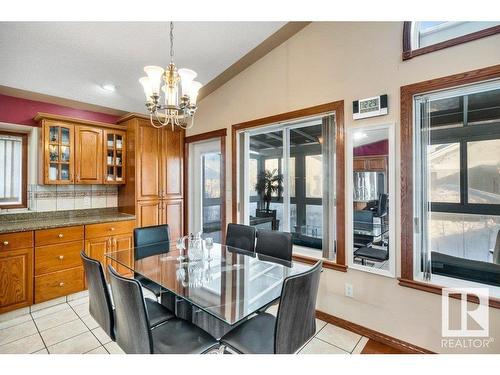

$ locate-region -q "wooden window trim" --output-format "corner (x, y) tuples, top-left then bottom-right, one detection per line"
(400, 64), (500, 308)
(231, 100), (346, 269)
(0, 131), (27, 209)
(402, 22), (500, 61)
(184, 128), (227, 241)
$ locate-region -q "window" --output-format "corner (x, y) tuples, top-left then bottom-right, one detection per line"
(403, 21), (500, 60)
(413, 81), (500, 294)
(0, 132), (27, 209)
(239, 115), (337, 260)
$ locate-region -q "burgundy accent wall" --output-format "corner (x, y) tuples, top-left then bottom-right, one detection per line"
(354, 139), (388, 156)
(0, 94), (120, 126)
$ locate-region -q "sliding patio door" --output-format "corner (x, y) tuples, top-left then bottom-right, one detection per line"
(188, 139), (223, 242)
(239, 114), (336, 259)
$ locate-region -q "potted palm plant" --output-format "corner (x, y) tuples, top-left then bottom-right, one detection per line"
(255, 168), (284, 213)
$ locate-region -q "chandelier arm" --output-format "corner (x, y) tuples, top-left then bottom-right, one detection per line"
(151, 109), (170, 128)
(178, 114), (195, 130)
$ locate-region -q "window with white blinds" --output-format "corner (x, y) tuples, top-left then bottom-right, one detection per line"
(0, 133), (24, 207)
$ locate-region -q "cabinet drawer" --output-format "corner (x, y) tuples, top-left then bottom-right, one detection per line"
(85, 220), (135, 239)
(0, 231), (33, 251)
(35, 241), (84, 276)
(35, 226), (84, 246)
(34, 266), (84, 304)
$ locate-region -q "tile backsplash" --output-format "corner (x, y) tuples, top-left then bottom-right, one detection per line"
(26, 184), (118, 212)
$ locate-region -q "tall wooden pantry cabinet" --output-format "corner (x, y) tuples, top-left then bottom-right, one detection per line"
(117, 114), (184, 240)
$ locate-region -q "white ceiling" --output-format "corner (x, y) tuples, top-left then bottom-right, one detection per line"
(353, 128), (388, 147)
(0, 22), (286, 113)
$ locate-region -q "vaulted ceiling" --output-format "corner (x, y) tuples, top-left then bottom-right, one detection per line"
(0, 22), (286, 113)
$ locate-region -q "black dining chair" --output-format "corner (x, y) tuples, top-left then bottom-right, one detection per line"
(220, 260), (322, 354)
(134, 224), (171, 299)
(255, 229), (293, 263)
(81, 251), (175, 338)
(225, 223), (257, 253)
(107, 265), (218, 354)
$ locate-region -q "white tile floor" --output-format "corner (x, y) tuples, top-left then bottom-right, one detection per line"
(0, 293), (368, 354)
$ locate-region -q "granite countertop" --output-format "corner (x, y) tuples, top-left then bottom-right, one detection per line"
(0, 208), (135, 234)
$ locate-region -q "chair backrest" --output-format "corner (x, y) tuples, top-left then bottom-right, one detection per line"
(493, 230), (500, 265)
(226, 223), (256, 253)
(80, 251), (115, 341)
(134, 224), (170, 260)
(274, 260), (322, 354)
(377, 194), (388, 217)
(255, 229), (292, 262)
(107, 265), (153, 354)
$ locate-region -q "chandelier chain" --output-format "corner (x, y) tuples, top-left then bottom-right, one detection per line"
(169, 21), (174, 62)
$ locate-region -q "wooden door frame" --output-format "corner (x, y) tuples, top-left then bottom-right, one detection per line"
(399, 64), (500, 308)
(230, 100), (347, 271)
(184, 128), (227, 240)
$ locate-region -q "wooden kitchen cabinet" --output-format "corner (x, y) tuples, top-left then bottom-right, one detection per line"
(85, 220), (135, 277)
(117, 114), (185, 232)
(35, 113), (127, 186)
(136, 200), (162, 227)
(39, 121), (75, 184)
(136, 123), (161, 200)
(75, 125), (103, 184)
(0, 246), (33, 314)
(34, 225), (85, 304)
(103, 129), (126, 184)
(353, 155), (387, 172)
(161, 127), (184, 199)
(162, 199), (184, 240)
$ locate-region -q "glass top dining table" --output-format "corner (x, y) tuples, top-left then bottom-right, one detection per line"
(105, 241), (311, 326)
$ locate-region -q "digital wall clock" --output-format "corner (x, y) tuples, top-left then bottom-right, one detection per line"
(353, 94), (388, 119)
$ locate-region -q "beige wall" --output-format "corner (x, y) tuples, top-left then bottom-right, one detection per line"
(189, 22), (500, 353)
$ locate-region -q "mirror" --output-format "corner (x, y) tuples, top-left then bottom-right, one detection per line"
(347, 123), (395, 277)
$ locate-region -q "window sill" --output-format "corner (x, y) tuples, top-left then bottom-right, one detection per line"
(398, 278), (500, 309)
(292, 254), (347, 272)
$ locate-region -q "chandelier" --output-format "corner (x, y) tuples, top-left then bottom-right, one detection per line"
(139, 22), (202, 130)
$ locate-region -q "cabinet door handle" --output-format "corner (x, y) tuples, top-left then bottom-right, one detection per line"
(113, 238), (117, 250)
(110, 227), (115, 231)
(2, 241), (8, 246)
(58, 233), (64, 238)
(59, 282), (65, 287)
(58, 255), (64, 260)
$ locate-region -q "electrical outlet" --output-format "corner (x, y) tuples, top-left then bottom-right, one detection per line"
(345, 283), (354, 298)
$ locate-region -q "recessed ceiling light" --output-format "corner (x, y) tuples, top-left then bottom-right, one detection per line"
(101, 83), (116, 92)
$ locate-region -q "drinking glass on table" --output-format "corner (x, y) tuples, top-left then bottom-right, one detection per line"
(176, 237), (186, 261)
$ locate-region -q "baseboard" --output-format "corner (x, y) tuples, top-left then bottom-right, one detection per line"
(315, 310), (434, 354)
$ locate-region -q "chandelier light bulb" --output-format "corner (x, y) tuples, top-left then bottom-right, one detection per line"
(178, 68), (197, 97)
(143, 65), (164, 96)
(188, 81), (203, 105)
(139, 77), (153, 100)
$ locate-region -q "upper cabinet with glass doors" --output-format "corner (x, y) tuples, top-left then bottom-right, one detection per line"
(41, 121), (75, 184)
(36, 114), (126, 185)
(103, 129), (126, 184)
